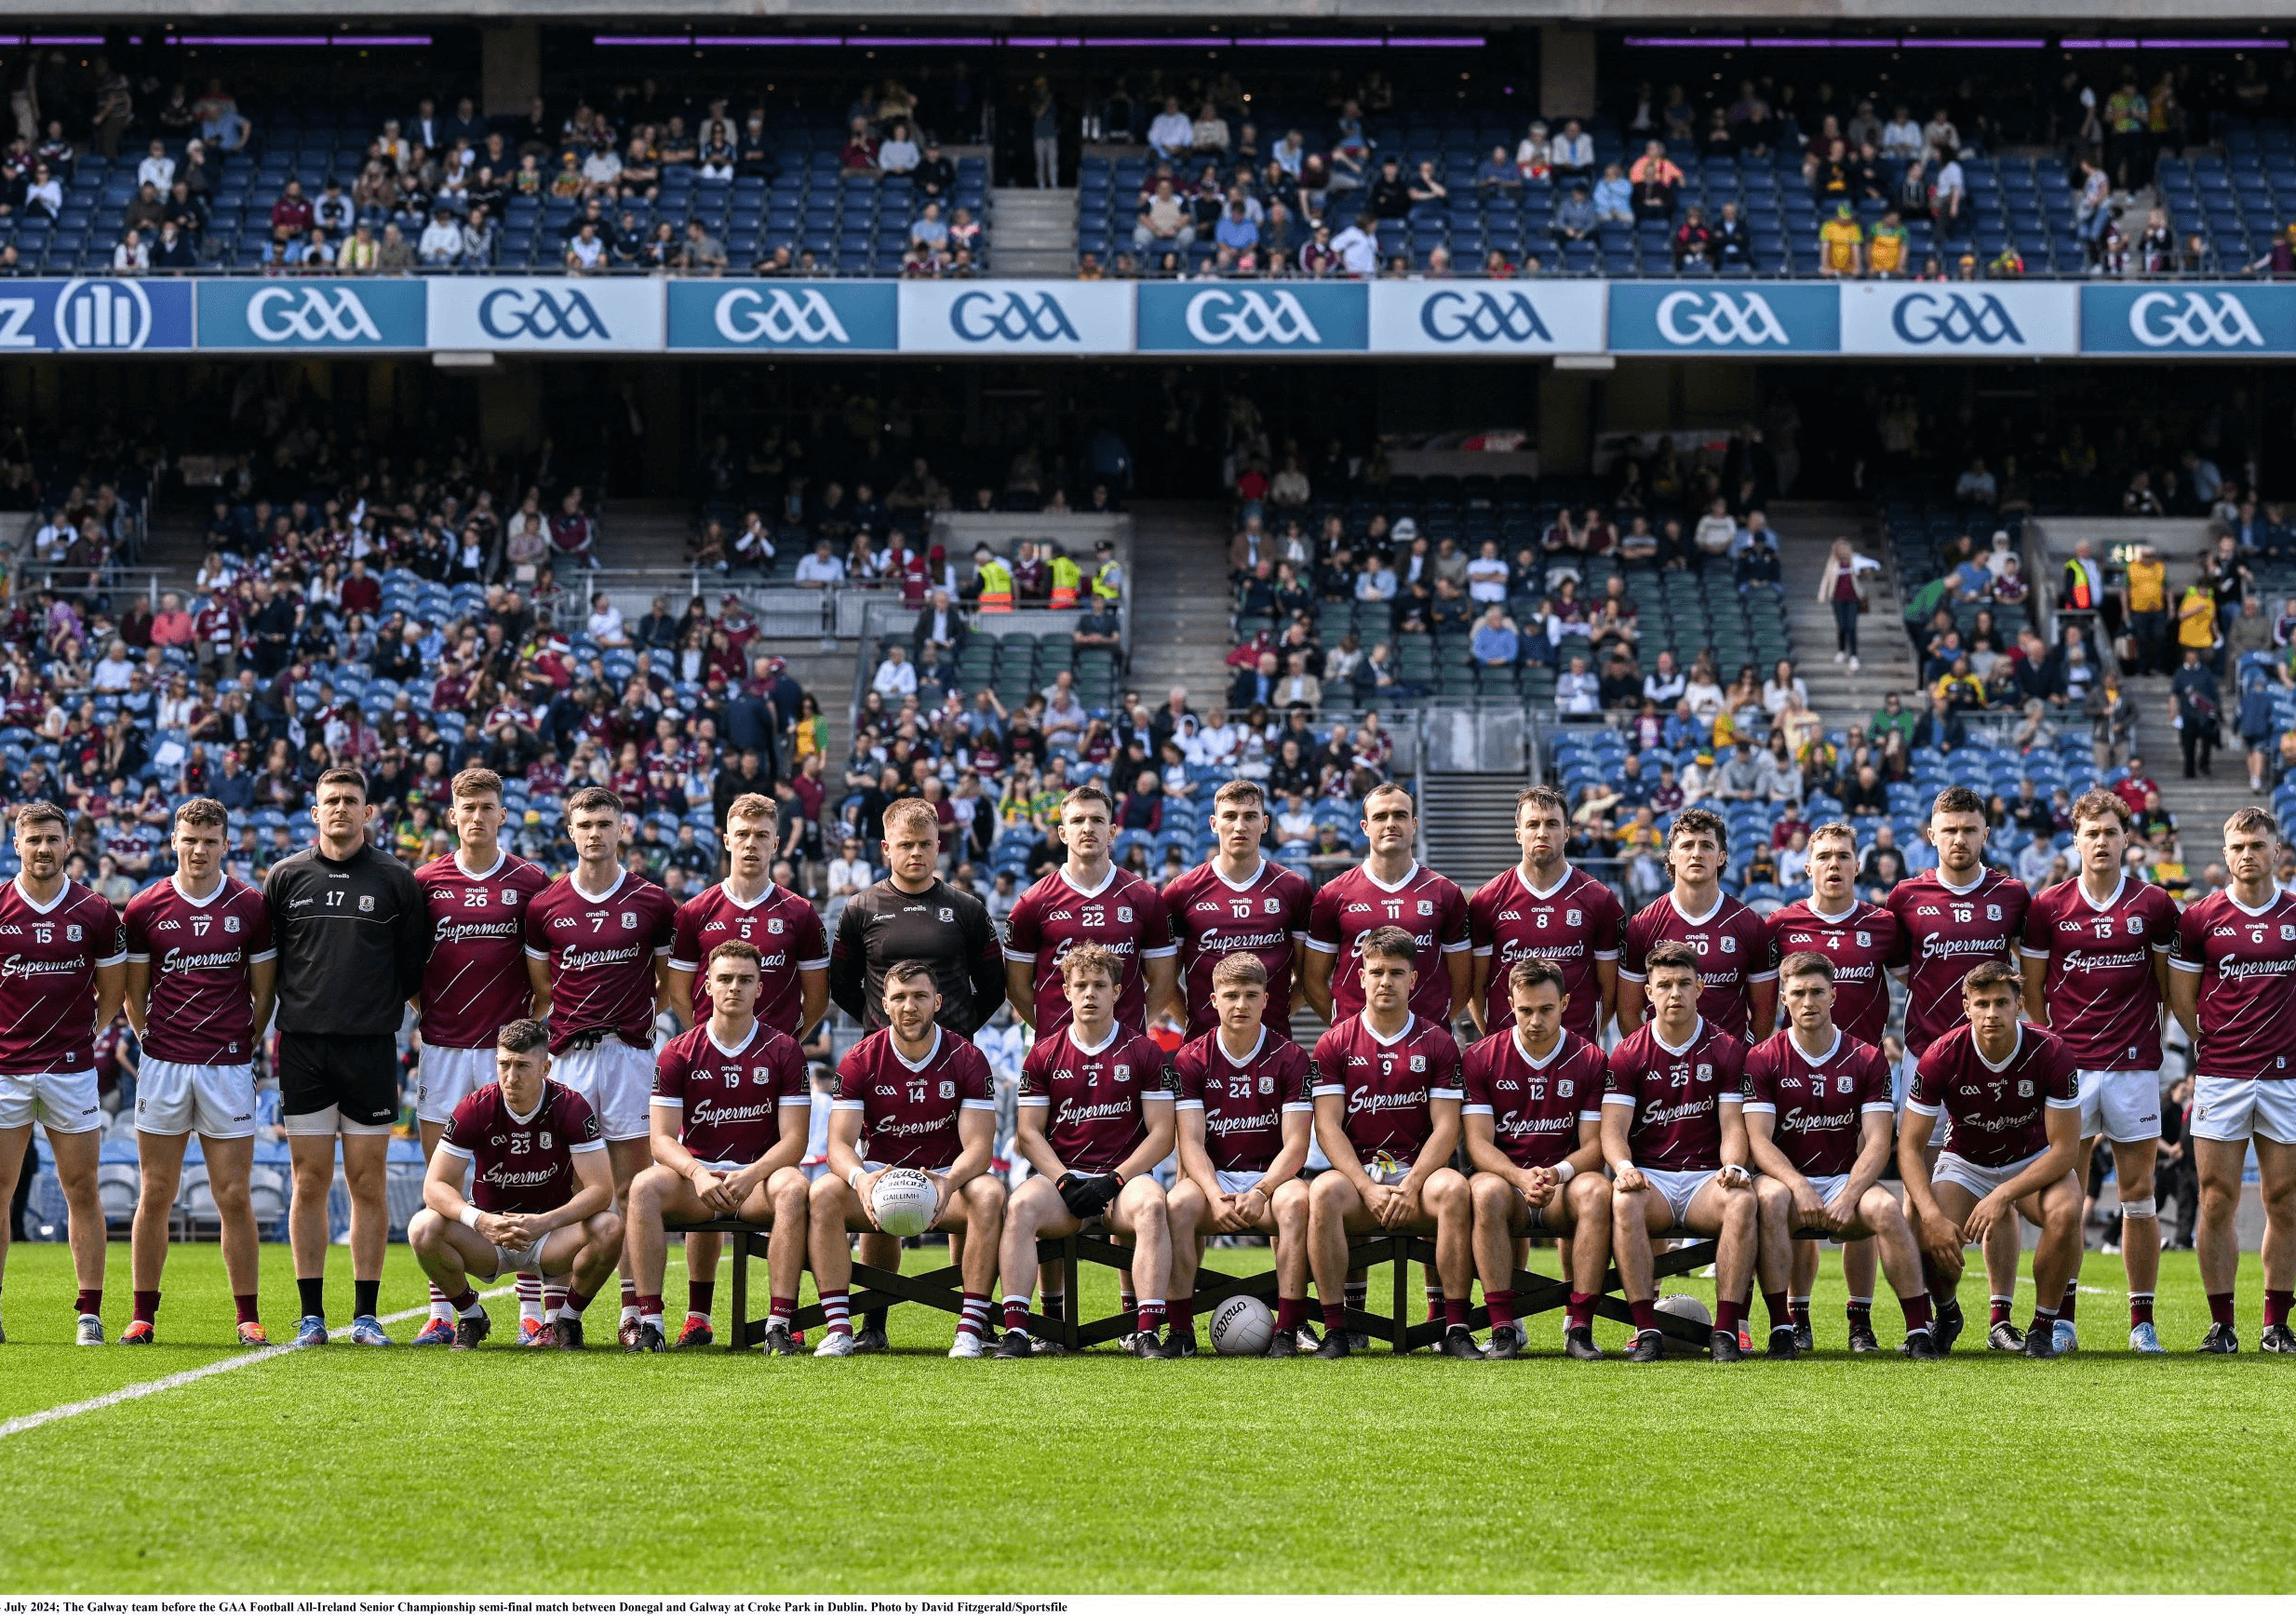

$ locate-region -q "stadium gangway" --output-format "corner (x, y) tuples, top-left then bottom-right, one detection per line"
(15, 563), (166, 609)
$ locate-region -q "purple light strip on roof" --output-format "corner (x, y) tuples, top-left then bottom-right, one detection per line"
(335, 36), (431, 46)
(1387, 36), (1485, 46)
(1624, 36), (1745, 46)
(1249, 36), (1385, 46)
(1900, 37), (2047, 47)
(691, 34), (842, 44)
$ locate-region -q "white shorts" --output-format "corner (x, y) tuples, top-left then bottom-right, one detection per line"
(1641, 1166), (1720, 1226)
(135, 1060), (257, 1139)
(862, 1159), (955, 1178)
(1932, 1148), (2044, 1199)
(416, 1045), (500, 1126)
(455, 1211), (547, 1279)
(2190, 1074), (2296, 1145)
(1216, 1168), (1271, 1197)
(1805, 1172), (1850, 1208)
(550, 1035), (655, 1142)
(0, 1069), (101, 1133)
(283, 1105), (394, 1137)
(1362, 1159), (1413, 1187)
(2075, 1069), (2163, 1143)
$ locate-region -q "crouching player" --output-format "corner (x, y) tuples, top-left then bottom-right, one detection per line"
(812, 959), (1005, 1359)
(410, 1019), (623, 1348)
(1900, 962), (2084, 1359)
(1745, 952), (1939, 1359)
(625, 941), (812, 1353)
(1307, 925), (1473, 1360)
(1166, 952), (1315, 1358)
(1603, 942), (1757, 1363)
(997, 944), (1180, 1359)
(1463, 958), (1610, 1360)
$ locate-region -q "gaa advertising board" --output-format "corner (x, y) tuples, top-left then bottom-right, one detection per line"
(196, 279), (427, 349)
(665, 280), (899, 352)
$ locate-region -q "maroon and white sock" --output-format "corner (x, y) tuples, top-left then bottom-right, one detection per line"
(1119, 1288), (1136, 1318)
(2129, 1293), (2155, 1330)
(819, 1292), (852, 1336)
(767, 1295), (797, 1332)
(1763, 1290), (1791, 1331)
(450, 1288), (481, 1316)
(1322, 1295), (1349, 1334)
(74, 1289), (101, 1319)
(559, 1287), (592, 1320)
(637, 1293), (665, 1326)
(1275, 1297), (1307, 1333)
(1899, 1293), (1933, 1333)
(1846, 1296), (1873, 1333)
(1715, 1296), (1746, 1338)
(1486, 1290), (1517, 1329)
(132, 1290), (159, 1326)
(427, 1283), (450, 1321)
(2028, 1306), (2058, 1342)
(619, 1277), (639, 1322)
(1442, 1296), (1471, 1331)
(544, 1282), (568, 1320)
(1135, 1298), (1166, 1335)
(1629, 1297), (1658, 1333)
(2209, 1291), (2236, 1329)
(689, 1279), (716, 1322)
(2268, 1290), (2293, 1330)
(1989, 1295), (2014, 1329)
(1425, 1282), (1445, 1323)
(1168, 1295), (1195, 1335)
(2059, 1279), (2079, 1324)
(517, 1274), (542, 1323)
(1789, 1295), (1812, 1333)
(958, 1293), (990, 1339)
(1566, 1292), (1596, 1332)
(1002, 1294), (1031, 1333)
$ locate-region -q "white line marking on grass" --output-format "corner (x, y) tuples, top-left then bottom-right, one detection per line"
(0, 1285), (515, 1442)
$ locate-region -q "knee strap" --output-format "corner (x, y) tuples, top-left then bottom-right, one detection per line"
(2121, 1198), (2157, 1218)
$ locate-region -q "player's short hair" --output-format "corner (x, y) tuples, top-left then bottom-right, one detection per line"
(565, 785), (623, 822)
(883, 797), (939, 837)
(315, 766), (368, 798)
(496, 1017), (550, 1055)
(1211, 951), (1269, 989)
(2071, 789), (2131, 832)
(450, 767), (504, 803)
(1212, 779), (1265, 812)
(1515, 785), (1569, 822)
(1059, 941), (1122, 985)
(1961, 960), (2022, 998)
(1358, 924), (1417, 966)
(1506, 958), (1568, 1000)
(884, 958), (939, 992)
(2225, 805), (2280, 841)
(1806, 821), (1859, 853)
(725, 792), (778, 828)
(173, 797), (228, 831)
(1363, 781), (1416, 815)
(11, 800), (66, 835)
(1929, 785), (1988, 824)
(1643, 941), (1702, 981)
(1667, 806), (1728, 854)
(1060, 784), (1113, 819)
(1777, 950), (1834, 985)
(706, 939), (762, 971)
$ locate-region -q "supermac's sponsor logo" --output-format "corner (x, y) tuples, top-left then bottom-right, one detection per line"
(1205, 1107), (1280, 1135)
(1051, 1096), (1136, 1128)
(434, 918), (520, 944)
(557, 944), (643, 972)
(1655, 291), (1788, 347)
(685, 1095), (780, 1129)
(0, 954), (86, 978)
(2127, 290), (2263, 350)
(714, 287), (850, 345)
(950, 289), (1078, 343)
(1639, 1095), (1715, 1128)
(157, 946), (244, 974)
(1184, 288), (1322, 346)
(1349, 1083), (1428, 1113)
(1889, 291), (2023, 347)
(1779, 1105), (1858, 1133)
(245, 286), (382, 343)
(1419, 288), (1552, 344)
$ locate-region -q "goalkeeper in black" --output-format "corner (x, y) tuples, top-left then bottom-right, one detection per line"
(827, 797), (1005, 1035)
(995, 945), (1182, 1360)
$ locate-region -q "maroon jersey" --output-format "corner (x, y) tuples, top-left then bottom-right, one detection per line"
(522, 869), (678, 1054)
(651, 1017), (810, 1165)
(439, 1079), (604, 1214)
(1741, 1028), (1894, 1178)
(832, 1025), (996, 1170)
(1305, 862), (1471, 1028)
(1604, 1018), (1748, 1172)
(1172, 1026), (1314, 1173)
(1309, 1012), (1465, 1162)
(1908, 1023), (2077, 1168)
(0, 878), (126, 1074)
(1020, 1022), (1172, 1173)
(1618, 891), (1774, 1038)
(1886, 868), (2031, 1055)
(2170, 886), (2296, 1083)
(121, 875), (274, 1065)
(2021, 875), (2180, 1070)
(415, 851), (550, 1051)
(1003, 865), (1177, 1037)
(1161, 859), (1314, 1038)
(1460, 1025), (1606, 1171)
(1468, 864), (1625, 1042)
(1765, 898), (1903, 1048)
(669, 880), (830, 1034)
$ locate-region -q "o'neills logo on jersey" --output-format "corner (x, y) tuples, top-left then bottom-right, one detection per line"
(436, 918), (521, 944)
(1052, 1097), (1135, 1129)
(557, 944), (644, 972)
(685, 1096), (780, 1129)
(1639, 1095), (1714, 1129)
(158, 947), (245, 974)
(0, 954), (86, 979)
(1349, 1083), (1427, 1113)
(1780, 1105), (1857, 1134)
(1206, 1108), (1279, 1136)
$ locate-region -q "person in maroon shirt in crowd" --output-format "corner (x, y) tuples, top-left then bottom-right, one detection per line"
(339, 556), (383, 617)
(409, 1019), (623, 1349)
(812, 960), (1003, 1359)
(269, 178), (314, 234)
(1603, 941), (1757, 1363)
(1745, 952), (1935, 1359)
(1900, 961), (2083, 1360)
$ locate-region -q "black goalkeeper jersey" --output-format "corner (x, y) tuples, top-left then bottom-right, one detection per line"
(827, 877), (1007, 1036)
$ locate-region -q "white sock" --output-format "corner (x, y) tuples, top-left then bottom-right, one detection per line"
(556, 1303), (583, 1323)
(516, 1274), (542, 1320)
(458, 1299), (487, 1320)
(429, 1284), (449, 1318)
(640, 1311), (665, 1329)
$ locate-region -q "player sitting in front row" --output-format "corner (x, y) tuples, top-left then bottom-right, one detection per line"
(1745, 952), (1939, 1360)
(1165, 952), (1316, 1358)
(1603, 941), (1758, 1363)
(1900, 961), (2085, 1359)
(625, 940), (813, 1353)
(998, 944), (1181, 1359)
(1462, 957), (1611, 1361)
(1307, 925), (1475, 1360)
(409, 1019), (624, 1348)
(812, 959), (1007, 1359)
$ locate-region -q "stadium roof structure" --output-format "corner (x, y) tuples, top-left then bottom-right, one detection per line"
(19, 0), (2293, 18)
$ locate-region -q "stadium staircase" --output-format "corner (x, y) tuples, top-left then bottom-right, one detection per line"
(987, 187), (1079, 276)
(1123, 500), (1235, 705)
(1418, 770), (1526, 893)
(1775, 501), (1923, 723)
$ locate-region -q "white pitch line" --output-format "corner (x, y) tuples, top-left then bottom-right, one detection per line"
(0, 1285), (516, 1443)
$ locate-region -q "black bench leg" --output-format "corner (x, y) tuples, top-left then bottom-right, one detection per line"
(728, 1230), (750, 1353)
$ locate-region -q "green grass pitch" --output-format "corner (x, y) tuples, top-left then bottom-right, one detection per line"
(0, 1241), (2288, 1592)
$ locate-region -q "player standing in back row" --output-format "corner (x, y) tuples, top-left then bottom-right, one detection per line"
(263, 767), (428, 1349)
(409, 769), (551, 1346)
(1162, 780), (1313, 1040)
(2021, 789), (2181, 1354)
(1301, 783), (1470, 1032)
(1616, 807), (1774, 1039)
(1004, 783), (1178, 1038)
(1467, 785), (1622, 1043)
(1885, 785), (2031, 1350)
(524, 785), (678, 1346)
(0, 802), (126, 1346)
(122, 798), (275, 1346)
